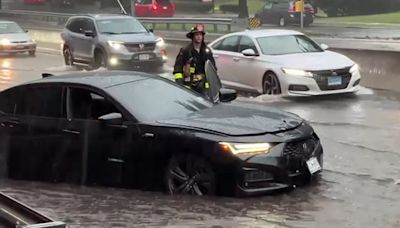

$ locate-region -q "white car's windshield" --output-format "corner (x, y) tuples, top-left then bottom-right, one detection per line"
(96, 18), (148, 34)
(106, 78), (213, 122)
(0, 22), (24, 34)
(257, 35), (323, 55)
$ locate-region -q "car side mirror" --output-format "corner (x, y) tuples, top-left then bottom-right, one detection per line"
(241, 48), (258, 57)
(84, 30), (95, 37)
(320, 44), (329, 50)
(99, 113), (123, 125)
(149, 28), (154, 33)
(219, 88), (237, 102)
(25, 30), (29, 33)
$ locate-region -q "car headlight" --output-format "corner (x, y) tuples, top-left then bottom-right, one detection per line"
(156, 37), (165, 47)
(350, 64), (359, 74)
(219, 142), (271, 155)
(107, 41), (124, 50)
(282, 68), (313, 77)
(0, 39), (11, 46)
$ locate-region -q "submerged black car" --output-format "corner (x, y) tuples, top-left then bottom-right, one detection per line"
(0, 71), (323, 196)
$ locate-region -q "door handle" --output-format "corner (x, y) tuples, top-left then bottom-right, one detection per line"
(142, 133), (155, 138)
(62, 129), (80, 135)
(233, 57), (240, 62)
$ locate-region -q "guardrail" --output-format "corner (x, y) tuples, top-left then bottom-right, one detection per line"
(0, 9), (233, 33)
(0, 192), (66, 228)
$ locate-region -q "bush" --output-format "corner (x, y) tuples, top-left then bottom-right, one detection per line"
(315, 0), (400, 17)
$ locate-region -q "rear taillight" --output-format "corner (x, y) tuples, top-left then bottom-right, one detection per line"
(152, 4), (158, 10)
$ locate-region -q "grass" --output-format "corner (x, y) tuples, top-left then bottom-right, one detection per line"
(318, 11), (400, 24)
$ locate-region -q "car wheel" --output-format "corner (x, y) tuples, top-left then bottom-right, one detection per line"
(263, 72), (282, 95)
(278, 17), (286, 27)
(29, 50), (36, 57)
(165, 153), (216, 196)
(92, 50), (107, 69)
(63, 47), (73, 66)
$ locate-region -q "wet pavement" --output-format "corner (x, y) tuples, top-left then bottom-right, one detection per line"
(0, 51), (400, 227)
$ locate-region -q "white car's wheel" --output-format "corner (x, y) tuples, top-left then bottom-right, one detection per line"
(263, 72), (282, 95)
(279, 17), (286, 27)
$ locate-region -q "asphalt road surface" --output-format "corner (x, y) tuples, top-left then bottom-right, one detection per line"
(0, 50), (399, 228)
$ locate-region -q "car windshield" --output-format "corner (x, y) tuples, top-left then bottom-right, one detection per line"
(106, 78), (213, 122)
(256, 35), (323, 55)
(96, 18), (148, 34)
(0, 22), (24, 34)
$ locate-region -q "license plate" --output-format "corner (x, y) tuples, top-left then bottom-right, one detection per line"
(16, 45), (25, 49)
(328, 76), (342, 86)
(306, 157), (322, 174)
(139, 54), (150, 61)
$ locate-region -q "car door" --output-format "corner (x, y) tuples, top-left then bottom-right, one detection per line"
(0, 86), (31, 179)
(66, 18), (93, 61)
(60, 86), (140, 187)
(232, 35), (266, 92)
(259, 1), (275, 24)
(77, 18), (96, 61)
(210, 35), (240, 88)
(5, 85), (66, 181)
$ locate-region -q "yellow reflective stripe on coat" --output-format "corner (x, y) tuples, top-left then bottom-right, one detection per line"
(190, 67), (195, 74)
(205, 82), (210, 89)
(174, 73), (183, 79)
(185, 85), (190, 89)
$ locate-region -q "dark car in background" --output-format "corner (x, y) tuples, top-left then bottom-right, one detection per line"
(61, 14), (166, 70)
(0, 71), (323, 197)
(255, 0), (314, 27)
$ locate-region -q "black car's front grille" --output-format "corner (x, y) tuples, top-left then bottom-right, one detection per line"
(311, 67), (352, 91)
(11, 41), (28, 44)
(124, 43), (156, 52)
(283, 135), (319, 160)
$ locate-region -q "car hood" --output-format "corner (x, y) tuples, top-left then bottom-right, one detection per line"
(157, 103), (303, 136)
(103, 32), (157, 43)
(270, 51), (354, 70)
(0, 32), (31, 42)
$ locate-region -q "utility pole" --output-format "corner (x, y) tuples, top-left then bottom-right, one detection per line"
(238, 0), (249, 18)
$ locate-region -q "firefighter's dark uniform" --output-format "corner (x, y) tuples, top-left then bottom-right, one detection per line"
(173, 25), (217, 96)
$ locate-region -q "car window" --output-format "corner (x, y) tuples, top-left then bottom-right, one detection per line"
(106, 78), (213, 122)
(96, 18), (148, 34)
(264, 2), (273, 9)
(136, 0), (152, 4)
(0, 88), (20, 114)
(239, 36), (258, 53)
(82, 19), (96, 33)
(257, 35), (323, 55)
(213, 36), (239, 52)
(68, 88), (121, 120)
(16, 87), (63, 118)
(66, 19), (85, 34)
(0, 22), (24, 34)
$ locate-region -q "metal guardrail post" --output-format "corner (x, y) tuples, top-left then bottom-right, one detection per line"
(228, 24), (231, 32)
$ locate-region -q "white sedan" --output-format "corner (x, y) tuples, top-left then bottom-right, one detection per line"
(209, 29), (361, 96)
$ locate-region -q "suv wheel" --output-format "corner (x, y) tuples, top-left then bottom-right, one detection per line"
(92, 50), (107, 69)
(278, 17), (286, 27)
(63, 47), (73, 66)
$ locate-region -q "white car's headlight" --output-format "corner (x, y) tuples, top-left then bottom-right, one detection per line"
(219, 142), (271, 155)
(107, 41), (124, 50)
(282, 68), (313, 77)
(156, 37), (165, 47)
(0, 39), (11, 46)
(350, 64), (359, 74)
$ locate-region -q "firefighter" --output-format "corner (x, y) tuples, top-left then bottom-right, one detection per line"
(173, 24), (217, 96)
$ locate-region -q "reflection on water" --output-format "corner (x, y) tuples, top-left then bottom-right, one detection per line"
(0, 58), (14, 91)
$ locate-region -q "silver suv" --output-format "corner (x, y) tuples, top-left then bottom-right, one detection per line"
(61, 14), (166, 70)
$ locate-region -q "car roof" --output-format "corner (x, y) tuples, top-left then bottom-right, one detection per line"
(71, 14), (134, 20)
(24, 71), (158, 89)
(228, 29), (303, 38)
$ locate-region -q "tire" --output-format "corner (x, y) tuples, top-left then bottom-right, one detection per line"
(92, 50), (107, 69)
(263, 72), (282, 95)
(164, 153), (216, 196)
(278, 17), (286, 27)
(63, 47), (73, 66)
(29, 50), (36, 56)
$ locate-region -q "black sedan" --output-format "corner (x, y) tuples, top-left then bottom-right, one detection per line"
(0, 71), (323, 196)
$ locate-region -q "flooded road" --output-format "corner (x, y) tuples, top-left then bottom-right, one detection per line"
(0, 52), (400, 227)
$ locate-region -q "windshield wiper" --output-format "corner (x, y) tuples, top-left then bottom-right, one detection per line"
(118, 31), (146, 34)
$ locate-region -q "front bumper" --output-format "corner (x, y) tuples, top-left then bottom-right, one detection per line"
(106, 45), (167, 68)
(280, 69), (362, 96)
(235, 136), (323, 196)
(0, 43), (36, 54)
